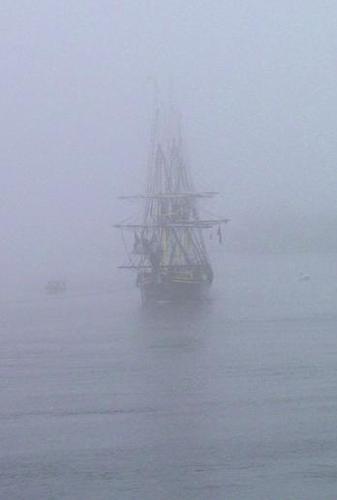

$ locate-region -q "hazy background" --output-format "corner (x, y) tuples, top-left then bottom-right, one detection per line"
(2, 0), (337, 296)
(3, 4), (337, 499)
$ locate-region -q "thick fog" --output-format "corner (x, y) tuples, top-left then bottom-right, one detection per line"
(2, 0), (337, 295)
(4, 4), (337, 499)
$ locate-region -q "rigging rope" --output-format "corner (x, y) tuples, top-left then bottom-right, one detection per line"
(121, 228), (135, 268)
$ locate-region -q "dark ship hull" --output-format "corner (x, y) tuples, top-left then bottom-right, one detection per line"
(137, 266), (213, 303)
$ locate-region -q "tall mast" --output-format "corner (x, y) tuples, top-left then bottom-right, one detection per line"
(114, 106), (228, 277)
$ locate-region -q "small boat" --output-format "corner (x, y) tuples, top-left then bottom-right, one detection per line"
(45, 280), (67, 295)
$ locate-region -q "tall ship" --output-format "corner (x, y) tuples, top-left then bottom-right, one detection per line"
(115, 107), (228, 303)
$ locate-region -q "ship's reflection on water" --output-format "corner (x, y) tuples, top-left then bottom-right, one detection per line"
(129, 295), (226, 500)
(138, 294), (216, 348)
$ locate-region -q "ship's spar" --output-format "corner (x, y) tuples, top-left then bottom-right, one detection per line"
(115, 109), (228, 302)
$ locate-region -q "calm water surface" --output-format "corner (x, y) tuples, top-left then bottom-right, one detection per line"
(1, 253), (337, 499)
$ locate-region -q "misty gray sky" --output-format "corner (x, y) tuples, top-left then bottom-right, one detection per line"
(2, 1), (337, 288)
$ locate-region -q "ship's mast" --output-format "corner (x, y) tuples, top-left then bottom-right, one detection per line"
(115, 107), (228, 273)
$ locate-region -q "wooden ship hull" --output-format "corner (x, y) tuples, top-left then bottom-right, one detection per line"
(137, 266), (213, 302)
